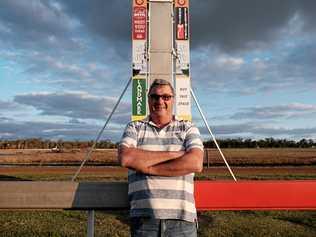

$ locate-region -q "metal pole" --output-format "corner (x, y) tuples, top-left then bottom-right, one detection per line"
(71, 77), (132, 181)
(87, 210), (95, 237)
(190, 88), (237, 181)
(207, 148), (210, 168)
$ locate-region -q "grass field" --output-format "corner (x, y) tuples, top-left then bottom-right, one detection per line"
(0, 148), (316, 236)
(1, 210), (316, 237)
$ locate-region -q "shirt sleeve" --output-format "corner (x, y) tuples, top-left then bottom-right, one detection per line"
(119, 122), (138, 148)
(184, 123), (204, 152)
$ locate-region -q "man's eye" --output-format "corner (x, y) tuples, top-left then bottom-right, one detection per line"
(162, 96), (172, 101)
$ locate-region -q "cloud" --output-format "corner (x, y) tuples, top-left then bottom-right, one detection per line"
(295, 1), (316, 32)
(14, 91), (131, 124)
(200, 123), (255, 135)
(199, 122), (316, 140)
(230, 103), (316, 120)
(25, 52), (109, 83)
(191, 38), (316, 95)
(1, 117), (315, 141)
(63, 0), (315, 52)
(0, 0), (81, 51)
(0, 100), (23, 111)
(0, 119), (123, 141)
(0, 0), (71, 34)
(282, 41), (316, 85)
(3, 0), (316, 54)
(191, 0), (316, 52)
(215, 55), (245, 69)
(61, 0), (131, 57)
(63, 0), (130, 42)
(68, 118), (85, 124)
(0, 116), (14, 122)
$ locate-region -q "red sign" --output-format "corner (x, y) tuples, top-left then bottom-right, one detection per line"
(132, 6), (147, 40)
(176, 7), (188, 40)
(177, 24), (184, 39)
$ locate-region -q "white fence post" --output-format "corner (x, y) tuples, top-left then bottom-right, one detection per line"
(87, 210), (95, 237)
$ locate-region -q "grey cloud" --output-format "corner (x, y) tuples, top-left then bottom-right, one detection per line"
(199, 123), (255, 135)
(1, 116), (315, 141)
(0, 0), (71, 35)
(191, 0), (316, 52)
(0, 0), (81, 51)
(5, 50), (128, 95)
(199, 122), (316, 139)
(68, 118), (85, 124)
(2, 0), (316, 53)
(0, 116), (13, 122)
(63, 0), (316, 52)
(191, 0), (296, 51)
(63, 0), (130, 43)
(251, 126), (316, 140)
(283, 42), (316, 80)
(64, 0), (294, 52)
(191, 39), (316, 95)
(230, 103), (316, 120)
(61, 0), (131, 57)
(65, 0), (295, 52)
(0, 119), (123, 141)
(295, 1), (316, 32)
(14, 92), (130, 123)
(0, 100), (22, 111)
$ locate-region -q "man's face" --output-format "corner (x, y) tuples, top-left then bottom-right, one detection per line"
(148, 85), (174, 118)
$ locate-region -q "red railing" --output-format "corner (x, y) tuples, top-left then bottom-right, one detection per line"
(195, 180), (316, 210)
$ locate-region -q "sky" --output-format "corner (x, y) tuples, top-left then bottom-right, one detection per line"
(0, 0), (316, 142)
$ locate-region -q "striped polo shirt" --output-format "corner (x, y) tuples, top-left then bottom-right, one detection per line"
(120, 117), (204, 222)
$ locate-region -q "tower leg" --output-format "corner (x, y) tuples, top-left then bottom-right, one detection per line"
(191, 88), (237, 181)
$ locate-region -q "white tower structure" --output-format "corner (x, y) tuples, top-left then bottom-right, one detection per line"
(132, 0), (191, 121)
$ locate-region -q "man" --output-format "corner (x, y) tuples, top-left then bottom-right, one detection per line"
(118, 79), (204, 237)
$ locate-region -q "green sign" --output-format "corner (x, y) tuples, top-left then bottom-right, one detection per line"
(132, 78), (147, 120)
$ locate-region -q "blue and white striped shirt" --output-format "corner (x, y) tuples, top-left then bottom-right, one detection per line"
(120, 117), (204, 222)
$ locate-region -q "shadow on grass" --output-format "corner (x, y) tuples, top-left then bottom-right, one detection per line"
(0, 175), (31, 181)
(99, 210), (131, 226)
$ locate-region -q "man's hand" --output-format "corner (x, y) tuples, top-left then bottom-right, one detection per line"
(118, 145), (184, 173)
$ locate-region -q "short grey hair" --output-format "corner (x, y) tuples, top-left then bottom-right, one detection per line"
(148, 79), (175, 95)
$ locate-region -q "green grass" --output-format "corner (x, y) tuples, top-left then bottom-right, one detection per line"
(197, 211), (316, 237)
(0, 210), (130, 237)
(0, 210), (316, 237)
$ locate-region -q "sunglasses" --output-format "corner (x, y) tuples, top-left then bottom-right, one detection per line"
(149, 94), (174, 101)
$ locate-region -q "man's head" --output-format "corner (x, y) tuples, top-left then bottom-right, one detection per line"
(148, 79), (174, 122)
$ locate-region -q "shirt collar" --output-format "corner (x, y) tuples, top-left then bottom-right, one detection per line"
(142, 115), (181, 128)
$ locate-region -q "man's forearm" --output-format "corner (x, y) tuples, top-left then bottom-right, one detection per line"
(147, 148), (203, 176)
(118, 146), (184, 172)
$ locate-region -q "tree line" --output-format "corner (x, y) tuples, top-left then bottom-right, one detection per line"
(204, 137), (316, 148)
(0, 138), (117, 149)
(0, 137), (315, 149)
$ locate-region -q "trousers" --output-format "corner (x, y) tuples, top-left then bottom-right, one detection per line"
(130, 218), (197, 237)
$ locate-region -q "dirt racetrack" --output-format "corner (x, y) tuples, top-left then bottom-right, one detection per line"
(1, 148), (316, 166)
(1, 165), (316, 181)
